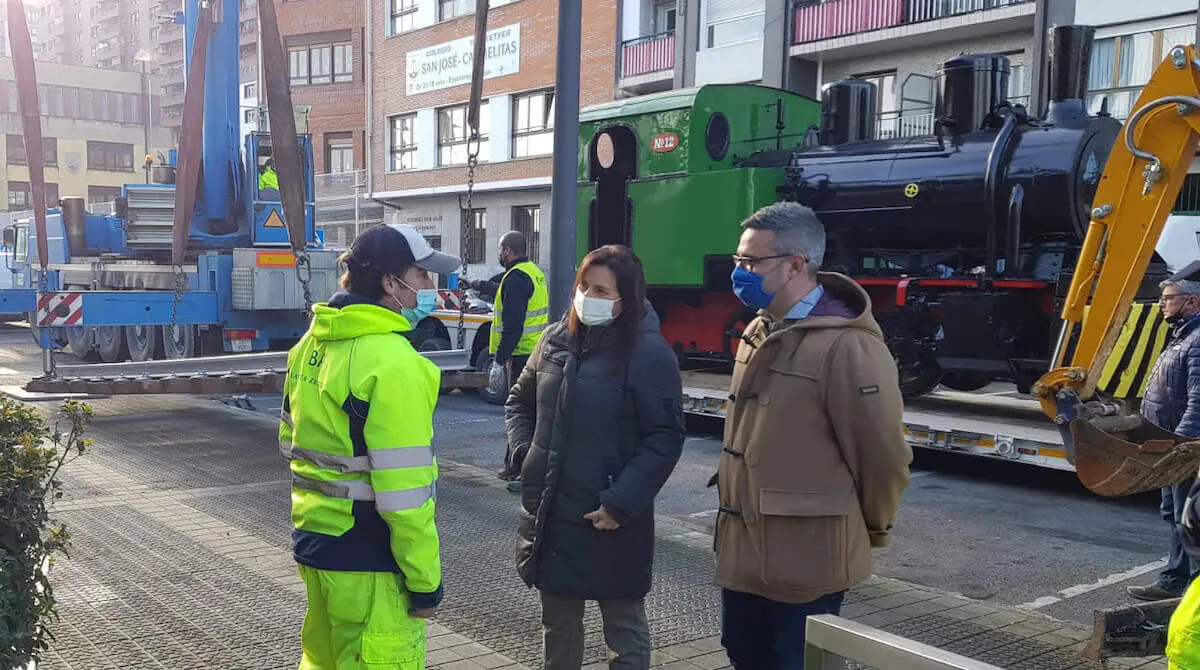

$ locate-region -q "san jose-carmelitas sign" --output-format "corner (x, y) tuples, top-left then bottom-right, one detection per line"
(406, 23), (521, 96)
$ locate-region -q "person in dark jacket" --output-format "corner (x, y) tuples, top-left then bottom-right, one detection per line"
(504, 244), (685, 670)
(1128, 268), (1200, 601)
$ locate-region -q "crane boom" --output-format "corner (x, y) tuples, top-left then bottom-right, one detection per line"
(1034, 43), (1200, 497)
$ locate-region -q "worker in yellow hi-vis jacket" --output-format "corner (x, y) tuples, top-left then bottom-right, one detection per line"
(279, 222), (461, 668)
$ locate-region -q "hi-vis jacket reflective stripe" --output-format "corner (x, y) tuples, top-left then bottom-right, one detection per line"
(489, 261), (549, 356)
(281, 291), (442, 609)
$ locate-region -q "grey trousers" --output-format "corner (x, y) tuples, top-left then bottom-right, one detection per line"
(539, 590), (651, 670)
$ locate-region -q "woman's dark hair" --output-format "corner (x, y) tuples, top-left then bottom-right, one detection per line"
(337, 224), (416, 300)
(567, 245), (647, 368)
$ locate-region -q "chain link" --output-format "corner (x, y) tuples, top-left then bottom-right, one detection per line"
(458, 130), (481, 351)
(294, 250), (314, 322)
(169, 264), (185, 329)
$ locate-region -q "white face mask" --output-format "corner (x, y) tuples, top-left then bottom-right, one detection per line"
(574, 288), (619, 326)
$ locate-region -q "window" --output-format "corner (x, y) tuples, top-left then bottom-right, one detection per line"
(326, 132), (354, 173)
(389, 114), (418, 171)
(243, 82), (256, 99)
(289, 42), (349, 86)
(461, 208), (487, 263)
(334, 44), (353, 82)
(87, 141), (135, 171)
(512, 206), (541, 263)
(244, 108), (256, 123)
(427, 236), (443, 251)
(391, 0), (416, 33)
(655, 1), (676, 33)
(7, 182), (30, 209)
(1087, 26), (1193, 120)
(512, 90), (554, 158)
(437, 101), (489, 166)
(439, 0), (470, 21)
(704, 0), (763, 49)
(87, 185), (123, 204)
(6, 135), (58, 167)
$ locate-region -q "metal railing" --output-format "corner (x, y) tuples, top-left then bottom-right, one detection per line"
(804, 615), (1004, 669)
(794, 0), (1034, 45)
(874, 96), (1030, 140)
(313, 169), (385, 248)
(620, 31), (676, 79)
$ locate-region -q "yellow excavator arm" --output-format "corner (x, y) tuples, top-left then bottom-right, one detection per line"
(1034, 44), (1200, 497)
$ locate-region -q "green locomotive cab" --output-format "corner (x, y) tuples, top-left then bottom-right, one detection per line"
(576, 84), (821, 363)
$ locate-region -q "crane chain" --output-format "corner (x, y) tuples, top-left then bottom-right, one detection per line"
(169, 264), (185, 328)
(458, 130), (481, 351)
(294, 250), (314, 322)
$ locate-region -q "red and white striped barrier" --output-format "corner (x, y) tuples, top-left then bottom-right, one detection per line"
(37, 291), (84, 327)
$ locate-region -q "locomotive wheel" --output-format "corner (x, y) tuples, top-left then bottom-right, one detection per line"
(125, 325), (161, 361)
(940, 371), (993, 393)
(96, 326), (128, 363)
(897, 359), (942, 398)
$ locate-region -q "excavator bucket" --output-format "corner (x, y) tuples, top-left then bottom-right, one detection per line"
(1071, 414), (1200, 497)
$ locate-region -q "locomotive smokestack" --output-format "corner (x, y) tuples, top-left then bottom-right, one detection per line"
(819, 79), (877, 145)
(936, 54), (1011, 135)
(1048, 24), (1095, 104)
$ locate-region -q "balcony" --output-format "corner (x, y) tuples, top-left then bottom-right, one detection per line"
(792, 0), (1035, 57)
(872, 95), (1029, 140)
(618, 32), (675, 94)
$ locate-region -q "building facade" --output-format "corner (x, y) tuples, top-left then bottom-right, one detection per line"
(0, 56), (174, 211)
(366, 0), (618, 277)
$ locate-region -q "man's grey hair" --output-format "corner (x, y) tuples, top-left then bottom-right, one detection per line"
(500, 230), (527, 256)
(741, 202), (825, 277)
(1161, 278), (1200, 296)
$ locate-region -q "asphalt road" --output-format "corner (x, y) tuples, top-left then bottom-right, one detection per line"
(0, 324), (1172, 626)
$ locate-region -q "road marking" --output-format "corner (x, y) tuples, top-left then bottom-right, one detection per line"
(1015, 557), (1168, 610)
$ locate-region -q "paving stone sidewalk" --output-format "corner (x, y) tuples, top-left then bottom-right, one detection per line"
(28, 401), (1170, 670)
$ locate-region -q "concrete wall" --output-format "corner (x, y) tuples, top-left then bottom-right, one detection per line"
(820, 30), (1032, 97)
(1075, 0), (1196, 28)
(384, 187), (552, 276)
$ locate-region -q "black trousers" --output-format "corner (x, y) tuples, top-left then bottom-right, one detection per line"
(720, 588), (845, 670)
(500, 354), (531, 477)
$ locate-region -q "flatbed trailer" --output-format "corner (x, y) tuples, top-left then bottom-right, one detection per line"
(679, 370), (1074, 472)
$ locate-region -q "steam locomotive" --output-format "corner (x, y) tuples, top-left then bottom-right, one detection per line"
(576, 24), (1172, 397)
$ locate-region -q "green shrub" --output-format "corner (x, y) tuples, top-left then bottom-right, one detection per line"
(0, 398), (92, 669)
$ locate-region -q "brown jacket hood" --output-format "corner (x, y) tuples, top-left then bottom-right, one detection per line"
(755, 271), (885, 341)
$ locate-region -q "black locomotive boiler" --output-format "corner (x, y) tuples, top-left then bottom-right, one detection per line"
(742, 24), (1169, 397)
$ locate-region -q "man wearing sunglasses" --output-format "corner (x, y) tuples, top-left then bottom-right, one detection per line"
(710, 201), (912, 669)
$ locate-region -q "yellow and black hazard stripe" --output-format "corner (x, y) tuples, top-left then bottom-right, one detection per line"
(1082, 301), (1170, 399)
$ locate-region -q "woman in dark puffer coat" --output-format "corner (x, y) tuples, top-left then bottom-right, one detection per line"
(504, 244), (685, 670)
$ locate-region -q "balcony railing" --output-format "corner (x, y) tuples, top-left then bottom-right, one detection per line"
(794, 0), (1034, 45)
(620, 32), (675, 79)
(874, 96), (1029, 140)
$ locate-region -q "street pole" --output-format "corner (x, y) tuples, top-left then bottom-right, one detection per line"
(548, 0), (581, 321)
(142, 61), (151, 183)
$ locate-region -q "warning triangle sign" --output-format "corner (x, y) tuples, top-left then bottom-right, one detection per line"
(263, 209), (286, 228)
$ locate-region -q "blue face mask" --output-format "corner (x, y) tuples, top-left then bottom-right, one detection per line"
(390, 275), (439, 324)
(731, 265), (776, 310)
(401, 288), (438, 324)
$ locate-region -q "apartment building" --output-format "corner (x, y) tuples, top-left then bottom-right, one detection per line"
(12, 0), (259, 134)
(0, 56), (174, 211)
(366, 0), (618, 276)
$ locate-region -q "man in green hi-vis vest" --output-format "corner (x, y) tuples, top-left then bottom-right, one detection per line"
(479, 231), (547, 486)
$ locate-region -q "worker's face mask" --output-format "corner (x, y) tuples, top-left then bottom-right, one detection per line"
(731, 265), (777, 310)
(574, 288), (619, 326)
(387, 275), (438, 324)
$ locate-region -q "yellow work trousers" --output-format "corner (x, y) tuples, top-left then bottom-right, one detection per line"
(297, 564), (427, 669)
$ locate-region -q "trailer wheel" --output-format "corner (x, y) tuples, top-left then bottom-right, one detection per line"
(64, 326), (97, 360)
(940, 371), (993, 393)
(162, 324), (196, 359)
(96, 326), (128, 363)
(418, 337), (452, 352)
(125, 325), (161, 361)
